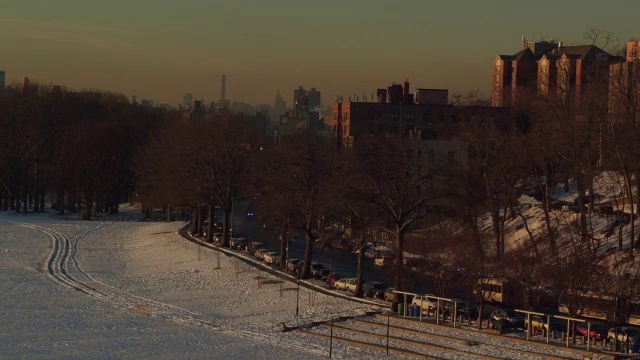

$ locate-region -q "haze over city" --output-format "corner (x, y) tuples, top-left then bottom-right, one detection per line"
(3, 0), (640, 106)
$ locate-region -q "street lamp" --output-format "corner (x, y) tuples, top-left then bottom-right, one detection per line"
(295, 278), (300, 316)
(230, 196), (234, 241)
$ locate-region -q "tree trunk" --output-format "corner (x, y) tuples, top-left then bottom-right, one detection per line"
(191, 204), (198, 233)
(206, 204), (214, 243)
(355, 238), (367, 298)
(301, 220), (314, 279)
(279, 220), (289, 271)
(627, 172), (636, 256)
(394, 227), (406, 291)
(221, 207), (231, 247)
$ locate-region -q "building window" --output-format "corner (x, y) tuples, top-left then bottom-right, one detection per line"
(447, 151), (455, 159)
(495, 75), (501, 82)
(496, 65), (501, 72)
(406, 113), (415, 121)
(494, 84), (501, 90)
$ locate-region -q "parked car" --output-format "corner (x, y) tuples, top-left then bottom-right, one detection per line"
(286, 259), (302, 273)
(229, 238), (247, 250)
(596, 202), (614, 214)
(246, 242), (263, 255)
(263, 252), (279, 264)
(576, 323), (608, 341)
(491, 309), (525, 329)
(384, 287), (396, 302)
(524, 315), (563, 333)
(362, 281), (386, 298)
(317, 268), (331, 280)
(374, 255), (394, 267)
(326, 273), (343, 287)
(345, 278), (358, 293)
(411, 294), (439, 314)
(334, 278), (357, 292)
(310, 263), (326, 278)
(608, 327), (640, 353)
(254, 248), (269, 260)
(443, 299), (477, 319)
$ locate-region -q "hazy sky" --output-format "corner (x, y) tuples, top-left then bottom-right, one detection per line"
(2, 1), (640, 107)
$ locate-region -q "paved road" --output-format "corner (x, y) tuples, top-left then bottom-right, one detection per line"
(224, 201), (394, 288)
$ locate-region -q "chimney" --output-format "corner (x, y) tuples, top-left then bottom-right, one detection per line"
(403, 78), (410, 103)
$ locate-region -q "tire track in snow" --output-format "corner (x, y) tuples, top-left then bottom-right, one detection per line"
(33, 223), (220, 329)
(27, 222), (325, 355)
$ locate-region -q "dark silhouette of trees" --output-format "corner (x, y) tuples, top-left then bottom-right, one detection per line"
(280, 132), (339, 279)
(0, 82), (167, 217)
(349, 136), (459, 291)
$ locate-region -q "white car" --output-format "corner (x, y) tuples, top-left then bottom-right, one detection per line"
(334, 278), (357, 291)
(263, 252), (279, 264)
(254, 248), (269, 260)
(345, 278), (358, 293)
(411, 294), (439, 313)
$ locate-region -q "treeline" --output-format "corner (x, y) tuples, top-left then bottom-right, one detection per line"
(0, 84), (170, 219)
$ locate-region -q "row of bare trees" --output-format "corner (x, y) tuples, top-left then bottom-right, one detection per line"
(0, 84), (168, 219)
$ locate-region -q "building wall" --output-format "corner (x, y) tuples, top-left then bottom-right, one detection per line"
(492, 57), (513, 107)
(415, 89), (448, 105)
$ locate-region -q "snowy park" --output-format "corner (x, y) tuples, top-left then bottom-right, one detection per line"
(2, 210), (622, 359)
(0, 212), (383, 359)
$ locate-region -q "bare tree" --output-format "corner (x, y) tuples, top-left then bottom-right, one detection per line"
(351, 136), (458, 291)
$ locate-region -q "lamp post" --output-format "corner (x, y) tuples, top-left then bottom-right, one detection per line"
(296, 278), (300, 316)
(230, 196), (234, 241)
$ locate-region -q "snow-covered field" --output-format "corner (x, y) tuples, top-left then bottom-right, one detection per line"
(0, 212), (381, 359)
(0, 211), (617, 359)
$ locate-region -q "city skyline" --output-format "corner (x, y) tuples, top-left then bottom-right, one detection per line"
(2, 1), (640, 106)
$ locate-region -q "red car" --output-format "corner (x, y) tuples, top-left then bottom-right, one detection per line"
(325, 273), (344, 287)
(576, 323), (608, 341)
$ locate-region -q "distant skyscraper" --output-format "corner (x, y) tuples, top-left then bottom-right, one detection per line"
(293, 86), (321, 111)
(220, 74), (226, 103)
(0, 70), (5, 91)
(293, 86), (307, 110)
(274, 89), (287, 116)
(306, 87), (321, 110)
(182, 93), (193, 109)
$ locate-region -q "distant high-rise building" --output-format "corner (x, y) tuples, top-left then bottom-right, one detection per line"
(307, 87), (321, 110)
(182, 93), (193, 109)
(21, 77), (29, 91)
(274, 89), (287, 117)
(293, 86), (321, 112)
(0, 70), (5, 91)
(221, 74), (226, 103)
(293, 86), (307, 110)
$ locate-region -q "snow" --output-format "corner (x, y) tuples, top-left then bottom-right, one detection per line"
(0, 212), (382, 359)
(0, 210), (616, 358)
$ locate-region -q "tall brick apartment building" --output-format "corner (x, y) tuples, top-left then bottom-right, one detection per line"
(491, 38), (616, 108)
(327, 80), (511, 162)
